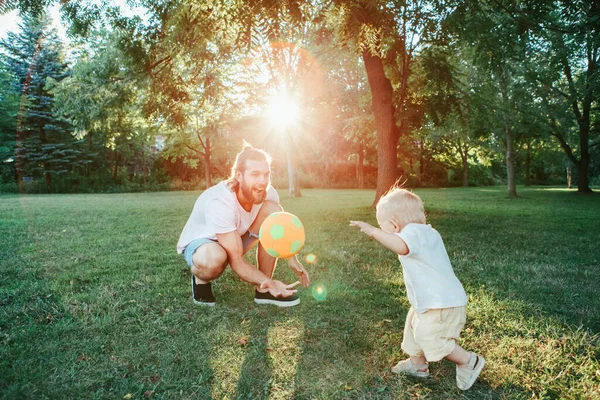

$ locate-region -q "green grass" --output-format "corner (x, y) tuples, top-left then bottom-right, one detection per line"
(1, 186), (599, 399)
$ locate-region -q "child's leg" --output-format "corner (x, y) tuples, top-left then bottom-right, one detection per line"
(444, 343), (471, 367)
(409, 354), (428, 370)
(445, 341), (485, 390)
(398, 308), (429, 373)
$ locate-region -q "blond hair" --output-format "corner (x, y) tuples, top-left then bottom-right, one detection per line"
(376, 188), (426, 227)
(226, 141), (272, 191)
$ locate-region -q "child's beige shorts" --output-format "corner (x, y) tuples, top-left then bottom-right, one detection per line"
(401, 306), (467, 362)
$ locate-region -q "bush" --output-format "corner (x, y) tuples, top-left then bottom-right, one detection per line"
(0, 181), (18, 193)
(467, 164), (503, 186)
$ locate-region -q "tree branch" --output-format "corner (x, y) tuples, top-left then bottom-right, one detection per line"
(549, 127), (578, 165)
(146, 55), (172, 74)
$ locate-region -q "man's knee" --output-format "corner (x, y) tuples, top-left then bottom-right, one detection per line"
(251, 201), (283, 233)
(192, 243), (228, 275)
(261, 200), (283, 215)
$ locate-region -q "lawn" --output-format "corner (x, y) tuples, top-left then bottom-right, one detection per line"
(1, 187), (599, 399)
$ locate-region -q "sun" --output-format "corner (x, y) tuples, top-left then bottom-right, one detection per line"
(266, 93), (299, 128)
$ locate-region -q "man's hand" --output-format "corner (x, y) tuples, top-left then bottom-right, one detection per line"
(258, 279), (300, 298)
(288, 257), (310, 287)
(349, 220), (380, 238)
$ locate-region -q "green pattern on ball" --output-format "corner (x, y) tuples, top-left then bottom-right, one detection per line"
(266, 248), (280, 257)
(270, 224), (285, 240)
(258, 226), (263, 239)
(292, 216), (302, 228)
(289, 240), (302, 254)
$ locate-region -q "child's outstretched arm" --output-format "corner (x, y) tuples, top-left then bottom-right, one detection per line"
(349, 221), (409, 255)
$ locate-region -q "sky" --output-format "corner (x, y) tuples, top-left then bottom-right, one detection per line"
(0, 4), (66, 40)
(0, 10), (20, 39)
(0, 1), (145, 40)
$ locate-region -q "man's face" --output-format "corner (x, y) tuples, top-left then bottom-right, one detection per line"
(238, 159), (271, 205)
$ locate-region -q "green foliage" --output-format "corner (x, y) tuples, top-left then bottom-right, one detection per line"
(1, 0), (597, 193)
(0, 61), (20, 182)
(446, 0), (599, 192)
(0, 13), (89, 189)
(47, 28), (161, 191)
(1, 188), (599, 398)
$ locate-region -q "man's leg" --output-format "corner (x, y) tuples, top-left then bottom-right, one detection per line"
(247, 201), (300, 307)
(247, 200), (283, 278)
(191, 242), (228, 283)
(187, 241), (228, 306)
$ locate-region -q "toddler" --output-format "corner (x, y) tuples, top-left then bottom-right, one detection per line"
(350, 188), (484, 390)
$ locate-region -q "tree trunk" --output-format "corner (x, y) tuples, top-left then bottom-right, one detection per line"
(113, 153), (119, 182)
(557, 31), (593, 193)
(204, 137), (213, 189)
(576, 117), (592, 193)
(577, 156), (591, 193)
(419, 140), (425, 185)
(40, 124), (52, 191)
(461, 154), (468, 187)
(45, 171), (52, 190)
(357, 143), (364, 189)
(324, 156), (330, 186)
(566, 164), (572, 189)
(498, 68), (517, 198)
(286, 132), (301, 197)
(362, 51), (399, 207)
(525, 142), (531, 187)
(505, 126), (517, 198)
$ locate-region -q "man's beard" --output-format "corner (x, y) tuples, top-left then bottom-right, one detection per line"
(241, 182), (267, 204)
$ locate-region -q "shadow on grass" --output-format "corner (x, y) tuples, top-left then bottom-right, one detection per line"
(234, 314), (273, 398)
(432, 208), (600, 334)
(4, 188), (597, 398)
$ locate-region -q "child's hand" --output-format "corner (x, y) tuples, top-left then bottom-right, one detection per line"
(349, 220), (379, 238)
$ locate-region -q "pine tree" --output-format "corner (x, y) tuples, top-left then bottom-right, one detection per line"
(1, 13), (84, 191)
(0, 61), (20, 184)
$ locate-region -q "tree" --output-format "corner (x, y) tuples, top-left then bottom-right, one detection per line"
(49, 29), (156, 187)
(0, 61), (20, 184)
(445, 0), (534, 198)
(449, 0), (599, 194)
(328, 0), (441, 205)
(520, 0), (599, 193)
(418, 45), (475, 186)
(0, 13), (83, 191)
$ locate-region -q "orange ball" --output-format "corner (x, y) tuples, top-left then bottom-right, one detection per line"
(259, 212), (305, 258)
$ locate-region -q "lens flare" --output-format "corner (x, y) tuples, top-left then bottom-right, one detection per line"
(311, 284), (327, 302)
(305, 253), (317, 264)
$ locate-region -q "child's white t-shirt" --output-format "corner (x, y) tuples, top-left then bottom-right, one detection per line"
(397, 223), (467, 313)
(176, 181), (279, 254)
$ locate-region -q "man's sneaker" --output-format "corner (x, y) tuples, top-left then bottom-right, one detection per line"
(254, 290), (300, 307)
(191, 275), (216, 306)
(456, 353), (485, 390)
(391, 359), (430, 378)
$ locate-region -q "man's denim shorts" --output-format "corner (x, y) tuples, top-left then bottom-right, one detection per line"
(183, 232), (259, 267)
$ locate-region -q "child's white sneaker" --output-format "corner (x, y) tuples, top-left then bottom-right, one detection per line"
(456, 353), (485, 390)
(391, 359), (430, 378)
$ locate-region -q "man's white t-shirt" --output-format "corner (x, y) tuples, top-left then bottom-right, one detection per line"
(177, 181), (280, 254)
(397, 223), (467, 313)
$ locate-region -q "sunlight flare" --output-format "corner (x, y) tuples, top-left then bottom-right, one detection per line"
(266, 93), (299, 128)
(312, 283), (328, 302)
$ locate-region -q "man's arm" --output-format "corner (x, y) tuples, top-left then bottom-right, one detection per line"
(217, 231), (299, 297)
(287, 256), (310, 287)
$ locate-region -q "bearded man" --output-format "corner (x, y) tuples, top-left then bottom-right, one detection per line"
(177, 143), (310, 307)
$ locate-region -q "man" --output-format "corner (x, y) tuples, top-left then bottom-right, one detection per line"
(177, 143), (310, 307)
